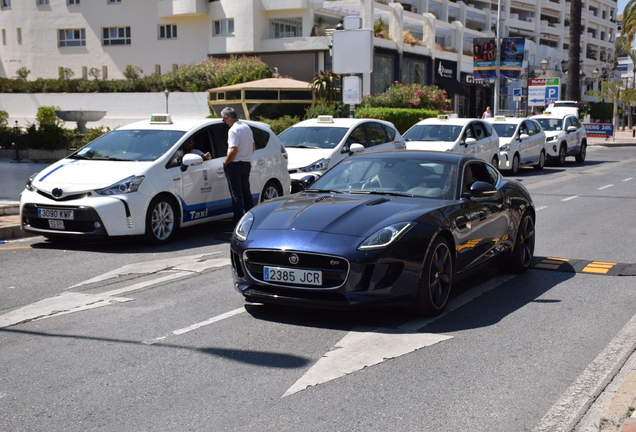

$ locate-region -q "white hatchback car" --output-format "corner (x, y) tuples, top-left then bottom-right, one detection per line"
(529, 113), (587, 165)
(20, 115), (291, 244)
(277, 116), (406, 191)
(403, 116), (500, 166)
(485, 116), (547, 174)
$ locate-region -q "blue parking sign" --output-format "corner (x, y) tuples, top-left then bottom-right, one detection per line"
(513, 88), (522, 97)
(546, 86), (559, 103)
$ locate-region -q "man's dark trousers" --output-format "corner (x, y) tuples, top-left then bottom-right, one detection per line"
(224, 161), (253, 225)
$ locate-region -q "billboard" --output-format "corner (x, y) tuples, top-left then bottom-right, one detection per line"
(473, 37), (496, 80)
(500, 37), (525, 80)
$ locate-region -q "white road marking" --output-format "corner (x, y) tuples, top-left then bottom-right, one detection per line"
(0, 257), (231, 328)
(532, 311), (636, 432)
(598, 184), (613, 190)
(562, 195), (579, 201)
(142, 307), (248, 345)
(283, 273), (517, 397)
(282, 329), (452, 397)
(623, 177), (633, 182)
(535, 206), (548, 211)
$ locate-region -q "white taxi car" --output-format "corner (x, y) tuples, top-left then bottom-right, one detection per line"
(403, 116), (500, 166)
(485, 116), (547, 174)
(20, 115), (291, 244)
(277, 116), (406, 191)
(529, 113), (587, 165)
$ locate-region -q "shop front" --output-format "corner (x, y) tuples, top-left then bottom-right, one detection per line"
(461, 73), (493, 119)
(434, 59), (468, 115)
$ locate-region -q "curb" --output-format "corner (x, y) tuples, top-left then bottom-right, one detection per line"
(0, 203), (34, 242)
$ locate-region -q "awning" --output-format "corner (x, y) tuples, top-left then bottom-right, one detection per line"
(435, 77), (469, 96)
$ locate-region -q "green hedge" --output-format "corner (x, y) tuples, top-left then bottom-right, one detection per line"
(353, 107), (440, 134)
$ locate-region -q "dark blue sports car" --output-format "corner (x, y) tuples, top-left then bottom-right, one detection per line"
(230, 151), (535, 316)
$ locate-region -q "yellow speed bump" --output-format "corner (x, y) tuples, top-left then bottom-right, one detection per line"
(535, 257), (571, 270)
(582, 261), (617, 274)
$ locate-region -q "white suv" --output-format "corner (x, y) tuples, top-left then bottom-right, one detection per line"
(20, 115), (291, 244)
(485, 116), (547, 174)
(278, 116), (406, 191)
(530, 113), (587, 165)
(403, 116), (500, 166)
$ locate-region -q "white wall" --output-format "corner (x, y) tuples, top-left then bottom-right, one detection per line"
(0, 92), (211, 129)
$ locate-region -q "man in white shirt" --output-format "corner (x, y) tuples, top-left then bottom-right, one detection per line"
(222, 107), (255, 226)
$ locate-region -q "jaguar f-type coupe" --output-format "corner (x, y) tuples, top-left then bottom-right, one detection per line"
(230, 151), (535, 316)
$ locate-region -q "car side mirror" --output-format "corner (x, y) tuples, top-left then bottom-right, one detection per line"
(519, 133), (530, 141)
(297, 174), (319, 191)
(463, 180), (497, 198)
(567, 126), (577, 133)
(183, 153), (203, 166)
(349, 143), (365, 154)
(464, 137), (477, 146)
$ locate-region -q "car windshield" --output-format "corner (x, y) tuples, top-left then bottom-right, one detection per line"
(491, 123), (518, 138)
(403, 124), (462, 142)
(309, 156), (457, 200)
(70, 129), (185, 161)
(278, 126), (348, 149)
(535, 118), (563, 131)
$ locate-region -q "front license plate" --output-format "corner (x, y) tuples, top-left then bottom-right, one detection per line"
(263, 266), (322, 286)
(38, 208), (74, 220)
(48, 220), (65, 229)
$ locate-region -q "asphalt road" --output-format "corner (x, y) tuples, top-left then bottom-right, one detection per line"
(1, 146), (635, 432)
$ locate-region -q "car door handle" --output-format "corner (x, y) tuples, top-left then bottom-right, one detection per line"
(216, 168), (224, 175)
(257, 159), (265, 165)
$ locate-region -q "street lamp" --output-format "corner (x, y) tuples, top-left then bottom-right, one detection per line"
(164, 88), (170, 114)
(540, 58), (549, 75)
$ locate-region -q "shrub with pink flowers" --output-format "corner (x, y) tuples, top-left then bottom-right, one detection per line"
(360, 82), (451, 111)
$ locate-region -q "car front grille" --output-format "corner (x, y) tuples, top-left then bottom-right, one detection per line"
(22, 203), (105, 234)
(243, 249), (349, 289)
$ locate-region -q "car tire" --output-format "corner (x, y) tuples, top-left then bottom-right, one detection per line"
(260, 181), (283, 202)
(414, 236), (453, 316)
(556, 144), (566, 166)
(491, 154), (498, 168)
(144, 195), (179, 245)
(534, 150), (545, 171)
(511, 153), (520, 175)
(575, 142), (587, 163)
(508, 212), (535, 273)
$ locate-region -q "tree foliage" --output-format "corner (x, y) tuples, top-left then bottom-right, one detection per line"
(360, 82), (450, 111)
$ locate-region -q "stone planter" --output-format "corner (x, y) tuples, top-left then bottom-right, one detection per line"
(27, 148), (74, 162)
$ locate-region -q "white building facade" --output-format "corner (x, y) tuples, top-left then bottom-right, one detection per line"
(0, 0), (618, 118)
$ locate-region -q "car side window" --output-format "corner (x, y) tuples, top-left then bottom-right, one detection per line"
(482, 121), (493, 137)
(382, 124), (396, 141)
(366, 122), (389, 147)
(209, 123), (230, 159)
(250, 125), (270, 150)
(463, 124), (475, 142)
(473, 122), (487, 140)
(571, 117), (583, 129)
(344, 125), (368, 152)
(465, 162), (498, 190)
(527, 121), (538, 135)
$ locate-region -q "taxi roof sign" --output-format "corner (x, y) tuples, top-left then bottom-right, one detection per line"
(316, 115), (334, 123)
(493, 115), (506, 121)
(437, 114), (450, 120)
(150, 114), (172, 124)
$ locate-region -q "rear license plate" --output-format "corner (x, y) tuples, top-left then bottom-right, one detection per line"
(263, 266), (322, 286)
(38, 208), (74, 220)
(48, 220), (65, 229)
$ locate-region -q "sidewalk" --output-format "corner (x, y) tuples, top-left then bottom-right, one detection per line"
(0, 200), (30, 242)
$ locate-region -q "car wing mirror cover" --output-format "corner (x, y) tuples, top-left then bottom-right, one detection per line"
(298, 174), (319, 191)
(349, 143), (365, 154)
(464, 137), (477, 146)
(567, 126), (577, 133)
(463, 181), (497, 198)
(182, 153), (203, 166)
(519, 133), (530, 141)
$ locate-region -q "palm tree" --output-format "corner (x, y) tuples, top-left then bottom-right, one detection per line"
(566, 0), (582, 101)
(627, 49), (636, 128)
(622, 0), (636, 49)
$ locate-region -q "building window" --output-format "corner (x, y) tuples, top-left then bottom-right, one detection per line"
(155, 64), (161, 75)
(2, 0), (11, 8)
(102, 66), (108, 79)
(82, 66), (87, 79)
(270, 19), (302, 39)
(2, 29), (5, 45)
(213, 19), (234, 36)
(159, 25), (177, 39)
(59, 29), (86, 47)
(172, 64), (179, 72)
(37, 0), (50, 5)
(68, 0), (80, 5)
(16, 27), (21, 44)
(103, 27), (131, 46)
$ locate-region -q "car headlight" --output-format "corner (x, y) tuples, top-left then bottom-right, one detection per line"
(95, 175), (145, 195)
(299, 158), (330, 172)
(234, 211), (254, 242)
(358, 222), (413, 250)
(499, 144), (510, 151)
(546, 135), (557, 142)
(25, 172), (40, 192)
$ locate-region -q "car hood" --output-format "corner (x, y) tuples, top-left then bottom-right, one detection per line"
(250, 192), (447, 236)
(285, 147), (336, 170)
(405, 141), (454, 152)
(32, 159), (150, 193)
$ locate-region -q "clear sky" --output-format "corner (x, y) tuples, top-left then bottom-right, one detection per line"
(619, 0), (628, 15)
